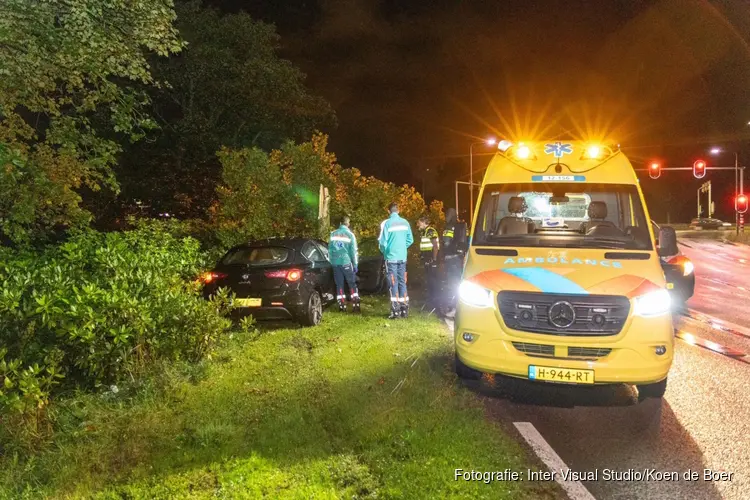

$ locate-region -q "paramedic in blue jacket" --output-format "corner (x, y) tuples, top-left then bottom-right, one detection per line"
(378, 202), (414, 319)
(329, 216), (360, 313)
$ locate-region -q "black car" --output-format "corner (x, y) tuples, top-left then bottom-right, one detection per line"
(653, 222), (695, 306)
(202, 237), (386, 326)
(689, 217), (731, 230)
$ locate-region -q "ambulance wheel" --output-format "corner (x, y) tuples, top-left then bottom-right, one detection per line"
(455, 354), (482, 380)
(637, 378), (667, 401)
(299, 290), (323, 327)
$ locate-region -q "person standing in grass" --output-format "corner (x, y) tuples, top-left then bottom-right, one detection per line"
(329, 216), (360, 313)
(378, 202), (414, 319)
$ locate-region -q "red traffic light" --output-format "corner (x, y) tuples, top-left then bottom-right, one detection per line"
(736, 194), (748, 214)
(648, 161), (661, 179)
(693, 159), (707, 179)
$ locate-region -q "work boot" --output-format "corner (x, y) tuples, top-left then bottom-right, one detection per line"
(352, 300), (361, 313)
(338, 301), (347, 312)
(388, 303), (400, 319)
(400, 303), (409, 318)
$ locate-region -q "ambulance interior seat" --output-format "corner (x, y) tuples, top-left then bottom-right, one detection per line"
(580, 201), (622, 237)
(496, 197), (535, 235)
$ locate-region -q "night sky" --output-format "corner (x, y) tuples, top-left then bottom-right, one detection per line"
(212, 0), (750, 222)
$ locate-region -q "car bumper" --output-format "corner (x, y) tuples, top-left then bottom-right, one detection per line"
(204, 287), (308, 321)
(454, 302), (674, 385)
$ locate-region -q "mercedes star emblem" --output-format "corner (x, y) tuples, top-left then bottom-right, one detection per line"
(242, 274), (250, 280)
(549, 301), (576, 328)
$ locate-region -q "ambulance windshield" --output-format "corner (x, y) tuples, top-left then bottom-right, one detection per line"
(473, 183), (652, 250)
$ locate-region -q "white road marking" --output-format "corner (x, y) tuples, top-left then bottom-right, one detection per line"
(513, 422), (597, 500)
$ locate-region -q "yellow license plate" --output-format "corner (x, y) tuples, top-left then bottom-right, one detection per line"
(528, 365), (594, 384)
(235, 298), (262, 307)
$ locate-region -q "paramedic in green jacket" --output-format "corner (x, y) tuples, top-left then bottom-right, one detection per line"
(378, 202), (414, 319)
(329, 216), (360, 313)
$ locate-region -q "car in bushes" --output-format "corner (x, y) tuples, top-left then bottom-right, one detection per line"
(202, 237), (386, 326)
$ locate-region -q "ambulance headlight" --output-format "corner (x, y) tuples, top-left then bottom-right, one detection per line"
(458, 280), (493, 308)
(633, 289), (671, 317)
(682, 260), (694, 276)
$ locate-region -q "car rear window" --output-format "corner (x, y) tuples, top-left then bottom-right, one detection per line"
(221, 246), (291, 266)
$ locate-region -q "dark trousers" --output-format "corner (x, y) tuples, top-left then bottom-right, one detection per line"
(385, 260), (407, 307)
(424, 261), (439, 306)
(333, 264), (358, 302)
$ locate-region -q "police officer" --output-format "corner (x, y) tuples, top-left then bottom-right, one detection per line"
(440, 208), (466, 315)
(329, 216), (360, 313)
(417, 217), (440, 309)
(378, 202), (414, 319)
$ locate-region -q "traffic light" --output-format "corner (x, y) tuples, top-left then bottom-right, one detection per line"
(648, 161), (661, 179)
(736, 194), (748, 214)
(693, 159), (707, 179)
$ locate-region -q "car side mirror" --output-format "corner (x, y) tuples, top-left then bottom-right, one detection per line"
(657, 226), (679, 257)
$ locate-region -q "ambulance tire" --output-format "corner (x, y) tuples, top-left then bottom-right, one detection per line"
(299, 290), (323, 327)
(455, 354), (482, 380)
(637, 378), (667, 401)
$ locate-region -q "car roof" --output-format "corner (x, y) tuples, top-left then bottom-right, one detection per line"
(231, 238), (312, 251)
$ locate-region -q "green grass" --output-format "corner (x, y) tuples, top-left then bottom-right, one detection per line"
(0, 297), (561, 499)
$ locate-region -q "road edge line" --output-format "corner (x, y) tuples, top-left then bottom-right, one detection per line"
(513, 422), (597, 500)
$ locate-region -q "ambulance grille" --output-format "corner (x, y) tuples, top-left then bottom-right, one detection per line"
(567, 347), (612, 358)
(498, 291), (630, 336)
(511, 342), (555, 357)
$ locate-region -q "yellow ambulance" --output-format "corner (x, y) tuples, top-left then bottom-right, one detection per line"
(454, 141), (678, 400)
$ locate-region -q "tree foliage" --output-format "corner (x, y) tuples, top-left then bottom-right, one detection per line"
(0, 0), (182, 243)
(114, 1), (336, 220)
(212, 133), (429, 248)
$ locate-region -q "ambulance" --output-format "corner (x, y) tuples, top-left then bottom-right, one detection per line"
(454, 141), (678, 400)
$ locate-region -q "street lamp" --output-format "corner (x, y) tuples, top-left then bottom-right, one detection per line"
(469, 137), (496, 222)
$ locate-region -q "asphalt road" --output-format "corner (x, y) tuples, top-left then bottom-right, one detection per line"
(456, 238), (750, 500)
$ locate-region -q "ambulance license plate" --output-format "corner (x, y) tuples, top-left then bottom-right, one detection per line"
(235, 298), (262, 307)
(528, 365), (594, 384)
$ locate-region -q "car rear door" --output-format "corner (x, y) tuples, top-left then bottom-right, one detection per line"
(305, 241), (335, 302)
(356, 237), (386, 294)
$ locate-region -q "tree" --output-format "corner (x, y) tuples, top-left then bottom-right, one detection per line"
(212, 133), (429, 248)
(114, 1), (336, 220)
(0, 0), (182, 243)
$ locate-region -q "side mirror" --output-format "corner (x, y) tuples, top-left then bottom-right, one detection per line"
(657, 226), (678, 257)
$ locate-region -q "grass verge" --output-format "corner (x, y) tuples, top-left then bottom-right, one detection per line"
(0, 297), (561, 499)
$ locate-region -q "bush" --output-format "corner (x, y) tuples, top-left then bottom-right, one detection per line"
(211, 133), (432, 248)
(0, 226), (232, 418)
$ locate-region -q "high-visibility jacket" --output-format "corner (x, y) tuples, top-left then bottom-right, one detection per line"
(420, 226), (439, 260)
(442, 224), (456, 255)
(328, 225), (358, 267)
(378, 212), (414, 262)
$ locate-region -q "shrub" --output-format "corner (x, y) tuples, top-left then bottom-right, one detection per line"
(0, 226), (232, 418)
(211, 133), (431, 248)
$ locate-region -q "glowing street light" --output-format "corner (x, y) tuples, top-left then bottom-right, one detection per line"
(710, 147), (721, 155)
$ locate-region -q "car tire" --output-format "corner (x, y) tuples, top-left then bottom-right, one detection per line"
(455, 354), (482, 380)
(637, 378), (667, 401)
(299, 290), (323, 327)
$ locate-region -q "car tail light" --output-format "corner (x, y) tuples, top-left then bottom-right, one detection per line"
(200, 271), (227, 284)
(265, 269), (303, 281)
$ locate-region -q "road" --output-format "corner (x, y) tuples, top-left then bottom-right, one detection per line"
(457, 238), (750, 500)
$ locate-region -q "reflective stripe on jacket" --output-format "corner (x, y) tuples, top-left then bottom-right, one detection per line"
(378, 212), (414, 262)
(420, 226), (439, 251)
(329, 225), (358, 266)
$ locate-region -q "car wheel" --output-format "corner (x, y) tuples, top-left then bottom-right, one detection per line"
(299, 290), (323, 327)
(455, 354), (482, 380)
(637, 378), (667, 401)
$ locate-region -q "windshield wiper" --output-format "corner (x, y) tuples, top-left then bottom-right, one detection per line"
(581, 236), (631, 249)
